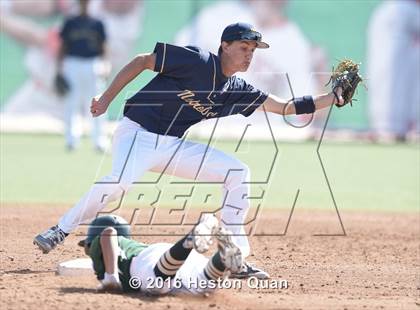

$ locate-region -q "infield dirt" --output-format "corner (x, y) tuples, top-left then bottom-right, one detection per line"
(0, 204), (418, 310)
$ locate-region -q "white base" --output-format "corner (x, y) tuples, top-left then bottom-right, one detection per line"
(57, 258), (94, 277)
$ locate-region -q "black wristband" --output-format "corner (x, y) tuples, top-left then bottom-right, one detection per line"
(293, 96), (315, 115)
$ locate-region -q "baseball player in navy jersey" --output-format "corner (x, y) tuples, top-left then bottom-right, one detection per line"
(34, 22), (347, 279)
(58, 0), (109, 151)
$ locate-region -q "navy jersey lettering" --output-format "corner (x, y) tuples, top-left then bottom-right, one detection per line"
(125, 43), (268, 137)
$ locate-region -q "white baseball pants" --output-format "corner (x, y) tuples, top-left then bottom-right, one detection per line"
(59, 117), (251, 256)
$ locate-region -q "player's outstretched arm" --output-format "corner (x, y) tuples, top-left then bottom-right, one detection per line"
(258, 87), (344, 116)
(91, 53), (156, 117)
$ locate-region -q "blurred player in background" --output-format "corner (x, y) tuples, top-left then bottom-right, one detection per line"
(58, 0), (110, 151)
(0, 1), (65, 128)
(175, 0), (255, 53)
(0, 0), (59, 17)
(242, 0), (329, 137)
(175, 0), (329, 139)
(367, 0), (420, 143)
(0, 0), (143, 139)
(88, 0), (144, 79)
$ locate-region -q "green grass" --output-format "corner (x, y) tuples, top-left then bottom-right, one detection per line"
(1, 133), (419, 213)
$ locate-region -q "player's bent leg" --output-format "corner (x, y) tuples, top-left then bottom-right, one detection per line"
(174, 228), (243, 295)
(203, 227), (244, 282)
(151, 141), (252, 256)
(219, 160), (251, 257)
(153, 214), (219, 280)
(153, 236), (192, 281)
(150, 140), (268, 279)
(196, 157), (270, 279)
(214, 227), (243, 274)
(205, 227), (270, 281)
(203, 252), (227, 281)
(34, 119), (158, 253)
(57, 175), (127, 233)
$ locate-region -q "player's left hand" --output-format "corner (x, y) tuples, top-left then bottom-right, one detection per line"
(91, 95), (108, 117)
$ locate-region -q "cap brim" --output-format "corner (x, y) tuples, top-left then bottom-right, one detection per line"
(241, 40), (269, 49)
(256, 41), (269, 49)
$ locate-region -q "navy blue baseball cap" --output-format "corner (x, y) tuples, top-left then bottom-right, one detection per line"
(221, 22), (269, 49)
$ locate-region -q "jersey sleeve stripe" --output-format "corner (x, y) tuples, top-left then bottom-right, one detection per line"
(242, 93), (263, 112)
(206, 54), (217, 104)
(160, 43), (167, 73)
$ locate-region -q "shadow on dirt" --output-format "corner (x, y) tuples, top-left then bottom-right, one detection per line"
(2, 269), (54, 275)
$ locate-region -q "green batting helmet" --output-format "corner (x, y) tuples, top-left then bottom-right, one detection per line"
(78, 214), (131, 247)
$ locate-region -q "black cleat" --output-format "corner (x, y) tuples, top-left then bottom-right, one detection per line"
(230, 261), (270, 279)
(33, 225), (67, 254)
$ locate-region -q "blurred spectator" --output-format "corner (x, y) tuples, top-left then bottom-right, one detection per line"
(367, 0), (420, 142)
(89, 0), (144, 78)
(239, 0), (329, 135)
(242, 1), (319, 98)
(175, 0), (326, 96)
(175, 0), (256, 53)
(0, 0), (59, 17)
(58, 0), (109, 151)
(0, 0), (143, 138)
(175, 0), (327, 139)
(0, 3), (65, 126)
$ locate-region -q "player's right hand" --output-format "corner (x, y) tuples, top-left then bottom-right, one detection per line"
(91, 95), (108, 117)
